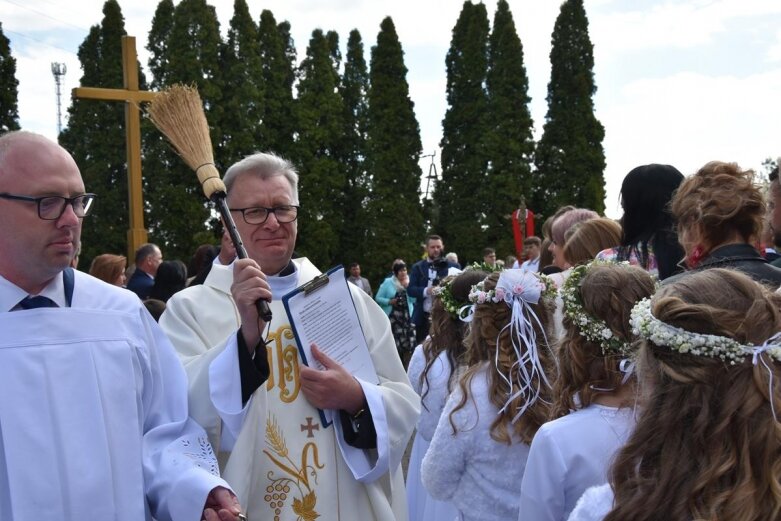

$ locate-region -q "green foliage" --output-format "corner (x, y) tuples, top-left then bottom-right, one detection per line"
(364, 17), (424, 283)
(142, 0), (224, 262)
(293, 29), (346, 269)
(433, 1), (490, 264)
(219, 0), (263, 168)
(337, 29), (370, 273)
(59, 0), (135, 267)
(0, 23), (20, 132)
(532, 0), (606, 219)
(257, 10), (296, 159)
(484, 0), (535, 257)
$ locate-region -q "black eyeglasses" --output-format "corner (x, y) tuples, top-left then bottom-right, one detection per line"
(229, 205), (299, 225)
(0, 192), (97, 220)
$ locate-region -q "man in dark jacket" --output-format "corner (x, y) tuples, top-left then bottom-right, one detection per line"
(407, 235), (458, 343)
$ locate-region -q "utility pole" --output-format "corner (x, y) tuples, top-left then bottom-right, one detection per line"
(51, 62), (67, 134)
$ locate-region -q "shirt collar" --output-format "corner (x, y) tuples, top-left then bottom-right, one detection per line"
(0, 271), (67, 311)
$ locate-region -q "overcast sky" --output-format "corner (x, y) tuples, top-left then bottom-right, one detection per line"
(3, 0), (781, 218)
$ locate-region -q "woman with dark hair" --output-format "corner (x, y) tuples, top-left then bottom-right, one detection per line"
(148, 260), (188, 303)
(597, 164), (685, 280)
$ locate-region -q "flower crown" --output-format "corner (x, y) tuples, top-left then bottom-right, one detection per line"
(466, 261), (504, 274)
(432, 278), (464, 318)
(630, 297), (781, 364)
(560, 261), (632, 355)
(468, 270), (556, 306)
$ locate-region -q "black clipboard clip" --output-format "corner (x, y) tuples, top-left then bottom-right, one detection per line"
(301, 272), (330, 295)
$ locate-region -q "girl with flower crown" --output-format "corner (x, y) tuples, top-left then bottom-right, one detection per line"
(519, 262), (655, 521)
(421, 269), (556, 521)
(406, 270), (487, 521)
(568, 268), (781, 521)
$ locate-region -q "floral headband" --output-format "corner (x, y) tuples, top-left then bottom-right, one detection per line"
(432, 278), (466, 319)
(560, 261), (632, 355)
(630, 298), (781, 364)
(467, 270), (556, 307)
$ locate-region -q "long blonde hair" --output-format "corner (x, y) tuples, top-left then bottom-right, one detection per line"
(606, 269), (781, 521)
(451, 271), (555, 444)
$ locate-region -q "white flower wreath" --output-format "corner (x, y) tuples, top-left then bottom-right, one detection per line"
(560, 261), (632, 355)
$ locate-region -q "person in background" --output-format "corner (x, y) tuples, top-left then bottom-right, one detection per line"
(0, 130), (241, 520)
(375, 261), (416, 365)
(445, 252), (461, 269)
(518, 236), (542, 272)
(149, 259), (188, 303)
(767, 164), (781, 268)
(127, 242), (163, 300)
(482, 247), (497, 268)
(668, 161), (781, 288)
(347, 262), (372, 295)
(89, 253), (127, 287)
(408, 234), (458, 343)
(596, 164), (685, 280)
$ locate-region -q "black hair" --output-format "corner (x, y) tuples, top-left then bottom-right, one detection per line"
(619, 164), (685, 280)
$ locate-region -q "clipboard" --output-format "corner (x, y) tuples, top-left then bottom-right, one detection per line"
(281, 265), (378, 427)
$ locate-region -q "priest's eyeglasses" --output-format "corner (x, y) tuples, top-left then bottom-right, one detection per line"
(229, 205), (299, 225)
(0, 192), (97, 220)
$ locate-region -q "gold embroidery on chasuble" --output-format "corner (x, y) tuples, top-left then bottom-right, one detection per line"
(265, 323), (300, 403)
(264, 415), (324, 521)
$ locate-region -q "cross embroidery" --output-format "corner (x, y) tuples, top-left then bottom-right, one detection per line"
(300, 417), (320, 438)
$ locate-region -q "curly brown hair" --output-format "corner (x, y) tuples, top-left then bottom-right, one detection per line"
(671, 161), (765, 250)
(450, 271), (556, 444)
(420, 270), (488, 405)
(605, 268), (781, 521)
(551, 263), (655, 419)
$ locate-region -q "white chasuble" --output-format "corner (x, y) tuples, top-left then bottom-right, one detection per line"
(0, 272), (228, 521)
(160, 258), (420, 521)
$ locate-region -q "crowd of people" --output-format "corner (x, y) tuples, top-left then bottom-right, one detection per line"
(2, 128), (781, 521)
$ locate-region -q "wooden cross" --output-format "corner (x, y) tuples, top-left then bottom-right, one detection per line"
(72, 35), (157, 260)
(300, 417), (320, 438)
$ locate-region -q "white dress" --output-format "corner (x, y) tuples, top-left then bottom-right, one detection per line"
(519, 405), (634, 521)
(406, 345), (459, 521)
(566, 484), (613, 521)
(0, 271), (228, 521)
(422, 362), (531, 521)
(160, 258), (420, 521)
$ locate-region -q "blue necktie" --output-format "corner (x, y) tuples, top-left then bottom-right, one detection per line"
(18, 295), (58, 309)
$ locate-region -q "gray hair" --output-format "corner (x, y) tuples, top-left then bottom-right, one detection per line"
(224, 152), (299, 204)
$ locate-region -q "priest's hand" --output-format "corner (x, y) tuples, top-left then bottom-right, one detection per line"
(231, 258), (272, 351)
(300, 343), (365, 414)
(202, 486), (243, 521)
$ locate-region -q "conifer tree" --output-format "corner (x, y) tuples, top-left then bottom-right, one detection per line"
(0, 23), (20, 132)
(146, 0), (174, 86)
(338, 29), (370, 271)
(257, 10), (295, 159)
(532, 0), (605, 218)
(484, 0), (535, 255)
(364, 17), (424, 281)
(433, 1), (490, 264)
(142, 0), (224, 260)
(60, 0), (137, 266)
(294, 29), (346, 269)
(220, 0), (263, 168)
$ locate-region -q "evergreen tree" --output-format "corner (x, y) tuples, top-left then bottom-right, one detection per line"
(337, 29), (370, 272)
(532, 0), (605, 218)
(143, 0), (224, 261)
(364, 17), (424, 282)
(257, 10), (295, 159)
(294, 29), (346, 269)
(0, 23), (20, 132)
(60, 0), (139, 267)
(484, 0), (535, 255)
(219, 0), (263, 168)
(433, 1), (490, 264)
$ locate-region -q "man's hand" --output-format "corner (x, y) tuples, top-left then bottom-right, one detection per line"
(202, 486), (243, 521)
(300, 344), (365, 414)
(218, 228), (237, 265)
(231, 258), (272, 350)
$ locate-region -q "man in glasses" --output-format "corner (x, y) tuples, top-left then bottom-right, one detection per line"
(0, 131), (242, 521)
(161, 152), (419, 521)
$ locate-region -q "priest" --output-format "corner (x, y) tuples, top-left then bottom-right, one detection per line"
(160, 152), (419, 521)
(0, 131), (241, 521)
